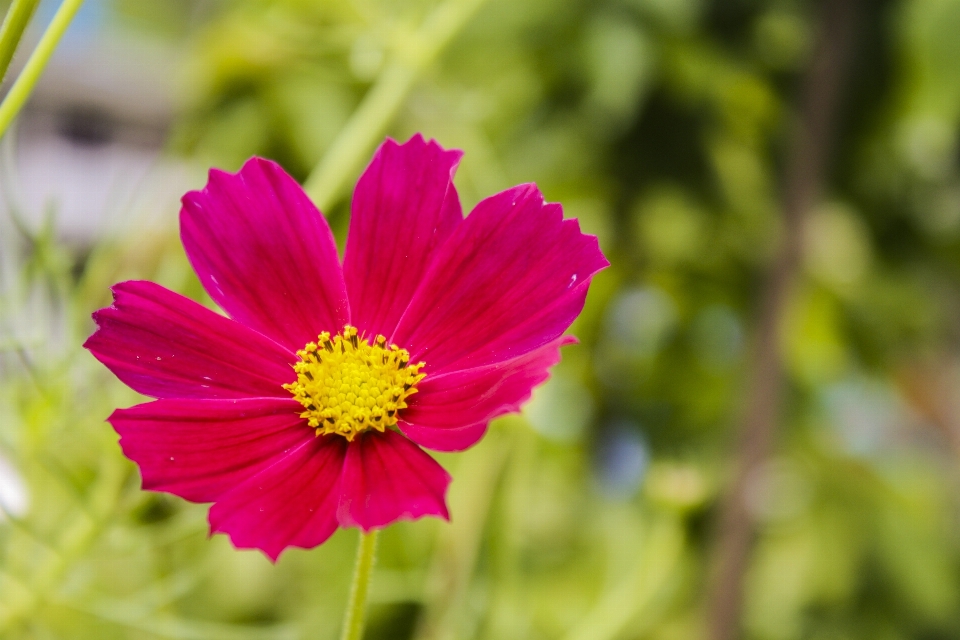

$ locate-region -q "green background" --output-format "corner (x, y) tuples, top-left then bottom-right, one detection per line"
(4, 0), (960, 638)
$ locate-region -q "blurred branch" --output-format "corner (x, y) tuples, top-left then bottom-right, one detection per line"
(0, 0), (41, 84)
(0, 317), (47, 397)
(12, 342), (43, 394)
(706, 2), (861, 639)
(303, 0), (488, 211)
(0, 0), (85, 141)
(896, 364), (960, 459)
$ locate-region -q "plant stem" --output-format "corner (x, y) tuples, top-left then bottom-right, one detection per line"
(303, 0), (488, 211)
(0, 0), (41, 84)
(0, 0), (85, 141)
(340, 530), (379, 640)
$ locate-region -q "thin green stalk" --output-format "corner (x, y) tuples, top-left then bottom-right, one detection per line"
(0, 0), (85, 140)
(303, 0), (488, 211)
(340, 530), (379, 640)
(0, 0), (41, 84)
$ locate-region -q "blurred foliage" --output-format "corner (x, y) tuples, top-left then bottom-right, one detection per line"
(4, 0), (960, 638)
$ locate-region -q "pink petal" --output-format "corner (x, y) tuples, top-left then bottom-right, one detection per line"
(110, 397), (308, 503)
(337, 430), (451, 531)
(396, 421), (488, 454)
(84, 280), (295, 399)
(399, 337), (573, 451)
(343, 135), (463, 339)
(209, 434), (348, 562)
(392, 184), (608, 373)
(181, 157), (350, 351)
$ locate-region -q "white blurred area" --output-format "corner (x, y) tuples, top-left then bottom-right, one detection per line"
(0, 453), (27, 520)
(0, 0), (199, 246)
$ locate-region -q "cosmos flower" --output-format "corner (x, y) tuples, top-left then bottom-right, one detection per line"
(85, 135), (608, 560)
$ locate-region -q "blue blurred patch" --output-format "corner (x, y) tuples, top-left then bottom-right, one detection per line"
(36, 0), (107, 50)
(595, 420), (650, 499)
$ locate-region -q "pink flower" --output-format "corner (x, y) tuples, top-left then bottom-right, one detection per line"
(85, 135), (608, 560)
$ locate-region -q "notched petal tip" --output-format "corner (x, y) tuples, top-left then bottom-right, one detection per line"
(190, 156), (285, 198)
(207, 521), (299, 563)
(83, 280), (295, 400)
(180, 154), (349, 350)
(378, 133), (464, 164)
(208, 524), (296, 564)
(344, 133), (466, 339)
(392, 183), (608, 373)
(207, 435), (347, 561)
(337, 430), (452, 530)
(85, 279), (142, 326)
(109, 397), (309, 506)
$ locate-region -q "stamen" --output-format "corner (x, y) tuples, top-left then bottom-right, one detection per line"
(283, 325), (426, 441)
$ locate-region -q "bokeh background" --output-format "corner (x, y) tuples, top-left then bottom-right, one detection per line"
(3, 0), (960, 638)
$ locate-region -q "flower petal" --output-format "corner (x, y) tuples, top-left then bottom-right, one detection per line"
(180, 157), (350, 351)
(84, 280), (294, 399)
(343, 135), (463, 339)
(398, 337), (572, 451)
(392, 184), (608, 373)
(337, 430), (451, 531)
(110, 397), (307, 503)
(209, 434), (348, 562)
(396, 421), (488, 454)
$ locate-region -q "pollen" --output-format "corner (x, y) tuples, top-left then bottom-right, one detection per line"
(283, 326), (426, 441)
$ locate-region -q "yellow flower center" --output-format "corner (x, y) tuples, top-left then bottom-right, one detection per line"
(283, 326), (426, 441)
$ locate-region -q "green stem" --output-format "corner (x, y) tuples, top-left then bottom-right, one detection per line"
(303, 0), (488, 211)
(0, 0), (41, 84)
(0, 0), (85, 140)
(340, 530), (380, 640)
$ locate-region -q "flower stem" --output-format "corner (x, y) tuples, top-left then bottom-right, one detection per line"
(340, 530), (379, 640)
(303, 0), (489, 211)
(0, 0), (85, 141)
(0, 0), (42, 84)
